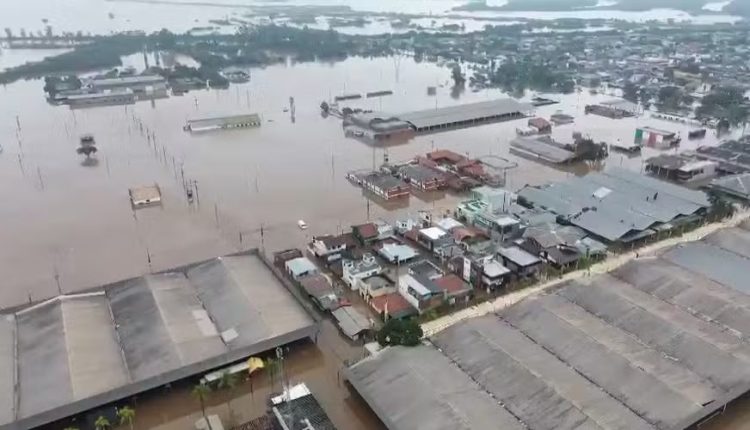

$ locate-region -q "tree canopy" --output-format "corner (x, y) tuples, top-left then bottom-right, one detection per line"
(377, 318), (423, 347)
(697, 86), (749, 126)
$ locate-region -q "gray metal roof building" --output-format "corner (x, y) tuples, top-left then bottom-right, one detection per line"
(346, 345), (526, 430)
(347, 222), (750, 430)
(0, 252), (317, 430)
(709, 173), (750, 201)
(510, 136), (576, 164)
(398, 99), (530, 132)
(518, 168), (710, 243)
(90, 75), (166, 90)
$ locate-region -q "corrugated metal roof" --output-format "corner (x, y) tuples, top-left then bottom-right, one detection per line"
(399, 99), (529, 129)
(1, 253), (316, 429)
(347, 223), (750, 430)
(346, 345), (526, 430)
(498, 246), (541, 267)
(510, 137), (576, 164)
(332, 306), (371, 339)
(519, 168), (709, 242)
(710, 173), (750, 200)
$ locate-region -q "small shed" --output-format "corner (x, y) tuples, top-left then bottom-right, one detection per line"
(332, 306), (371, 341)
(285, 257), (319, 280)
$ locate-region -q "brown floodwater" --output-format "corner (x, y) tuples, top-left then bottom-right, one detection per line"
(122, 319), (385, 430)
(0, 55), (739, 308)
(0, 53), (745, 429)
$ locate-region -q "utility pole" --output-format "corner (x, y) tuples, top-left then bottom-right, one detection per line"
(53, 265), (61, 295)
(260, 223), (265, 252)
(37, 167), (44, 190)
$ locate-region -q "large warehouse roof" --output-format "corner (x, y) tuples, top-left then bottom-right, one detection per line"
(0, 252), (317, 430)
(398, 99), (530, 130)
(347, 222), (750, 430)
(346, 345), (525, 430)
(518, 168), (710, 242)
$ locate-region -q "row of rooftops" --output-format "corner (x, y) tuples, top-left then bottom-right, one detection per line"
(346, 220), (750, 430)
(517, 167), (711, 243)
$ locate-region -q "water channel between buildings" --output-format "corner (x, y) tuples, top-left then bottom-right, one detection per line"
(0, 54), (747, 429)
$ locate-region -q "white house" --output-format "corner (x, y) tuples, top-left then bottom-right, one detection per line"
(285, 257), (319, 280)
(311, 234), (349, 263)
(342, 254), (382, 290)
(397, 273), (443, 313)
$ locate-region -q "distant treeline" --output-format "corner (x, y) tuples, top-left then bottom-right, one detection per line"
(456, 0), (745, 14)
(0, 26), (359, 84)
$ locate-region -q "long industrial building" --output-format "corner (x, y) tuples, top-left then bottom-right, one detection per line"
(0, 251), (318, 430)
(347, 220), (750, 430)
(518, 167), (711, 244)
(398, 99), (530, 133)
(185, 113), (262, 132)
(346, 99), (531, 138)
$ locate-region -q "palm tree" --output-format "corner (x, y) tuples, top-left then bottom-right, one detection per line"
(216, 370), (239, 391)
(266, 358), (281, 394)
(116, 406), (135, 430)
(216, 371), (239, 425)
(94, 416), (111, 430)
(192, 383), (213, 430)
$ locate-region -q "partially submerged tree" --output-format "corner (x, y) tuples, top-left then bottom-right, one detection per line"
(76, 145), (98, 157)
(708, 191), (736, 221)
(94, 416), (111, 430)
(216, 371), (240, 424)
(265, 357), (282, 394)
(116, 406), (135, 430)
(192, 383), (213, 430)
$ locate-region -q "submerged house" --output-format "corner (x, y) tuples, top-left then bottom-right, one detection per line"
(398, 164), (447, 191)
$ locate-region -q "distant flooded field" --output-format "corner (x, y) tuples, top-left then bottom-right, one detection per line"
(0, 0), (742, 36)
